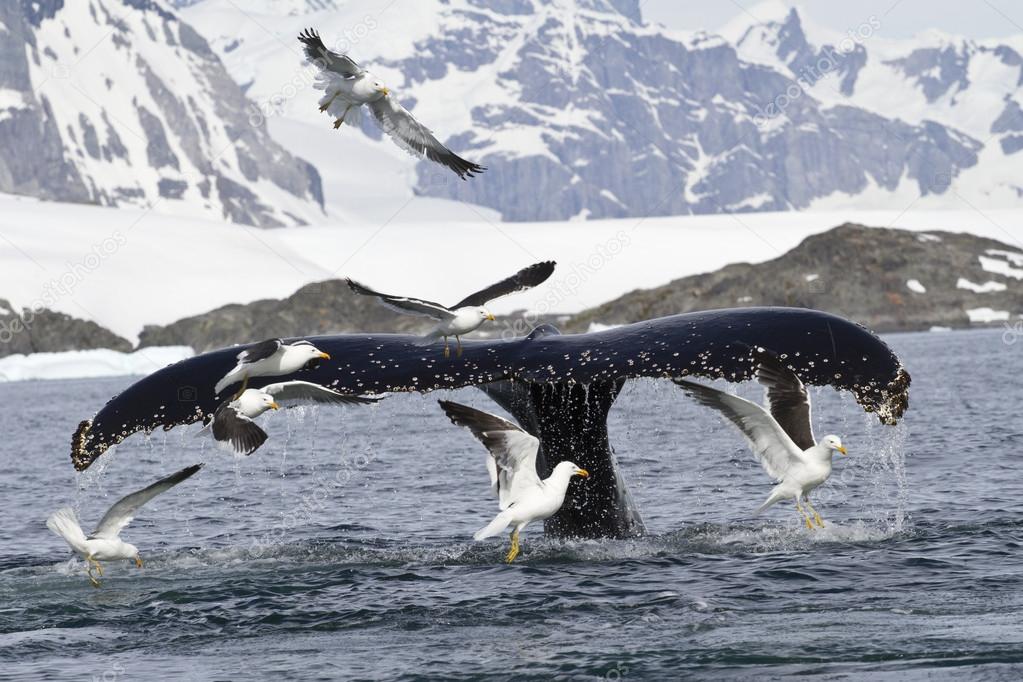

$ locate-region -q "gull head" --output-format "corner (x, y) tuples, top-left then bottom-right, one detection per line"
(238, 389), (280, 416)
(821, 435), (847, 455)
(477, 307), (496, 322)
(372, 79), (389, 97)
(293, 342), (331, 367)
(552, 460), (590, 480)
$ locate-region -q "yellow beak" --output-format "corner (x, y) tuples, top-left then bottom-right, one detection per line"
(486, 313), (496, 321)
(319, 352), (331, 360)
(270, 402), (281, 410)
(575, 469), (589, 478)
(837, 446), (848, 455)
(381, 87), (390, 96)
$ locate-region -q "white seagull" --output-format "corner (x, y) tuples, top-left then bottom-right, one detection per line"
(347, 261), (556, 357)
(46, 464), (202, 587)
(204, 382), (380, 455)
(298, 28), (486, 179)
(214, 338), (331, 395)
(439, 400), (589, 562)
(674, 356), (848, 530)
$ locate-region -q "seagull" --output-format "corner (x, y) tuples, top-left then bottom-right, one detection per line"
(674, 357), (848, 530)
(214, 338), (331, 395)
(347, 261), (556, 357)
(204, 382), (380, 455)
(438, 400), (589, 562)
(46, 464), (202, 587)
(298, 28), (486, 179)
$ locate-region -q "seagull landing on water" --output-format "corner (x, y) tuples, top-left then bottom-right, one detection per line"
(439, 400), (589, 563)
(203, 382), (380, 455)
(347, 261), (556, 358)
(298, 28), (486, 180)
(46, 464), (202, 587)
(674, 353), (848, 530)
(214, 338), (331, 395)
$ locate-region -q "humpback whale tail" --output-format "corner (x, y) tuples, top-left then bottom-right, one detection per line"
(474, 511), (513, 541)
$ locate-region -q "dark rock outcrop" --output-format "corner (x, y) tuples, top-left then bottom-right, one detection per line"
(565, 224), (1023, 333)
(0, 299), (132, 358)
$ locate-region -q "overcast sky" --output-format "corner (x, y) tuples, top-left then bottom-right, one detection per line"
(641, 0), (1023, 40)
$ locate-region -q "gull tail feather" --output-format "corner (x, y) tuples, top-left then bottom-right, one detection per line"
(755, 489), (785, 516)
(46, 507), (89, 555)
(414, 331), (443, 347)
(474, 512), (512, 541)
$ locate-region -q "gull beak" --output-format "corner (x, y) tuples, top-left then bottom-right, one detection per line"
(270, 402), (281, 410)
(575, 468), (589, 478)
(837, 446), (848, 455)
(486, 313), (496, 321)
(135, 555), (144, 568)
(381, 87), (390, 96)
(318, 352), (331, 360)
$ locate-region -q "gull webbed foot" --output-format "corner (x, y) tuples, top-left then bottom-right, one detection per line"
(505, 530), (520, 563)
(135, 555), (144, 569)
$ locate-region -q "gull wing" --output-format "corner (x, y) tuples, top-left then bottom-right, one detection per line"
(237, 338), (282, 364)
(755, 351), (816, 450)
(347, 278), (454, 320)
(674, 378), (804, 481)
(451, 261), (556, 309)
(263, 380), (380, 406)
(367, 95), (485, 179)
(211, 403), (268, 455)
(90, 464), (203, 539)
(438, 400), (541, 510)
(298, 28), (362, 78)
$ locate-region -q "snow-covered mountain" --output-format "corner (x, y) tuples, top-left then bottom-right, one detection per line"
(0, 0), (324, 227)
(178, 0), (1009, 221)
(724, 2), (1023, 210)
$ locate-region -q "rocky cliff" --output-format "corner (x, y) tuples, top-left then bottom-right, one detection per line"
(0, 0), (323, 227)
(565, 224), (1023, 333)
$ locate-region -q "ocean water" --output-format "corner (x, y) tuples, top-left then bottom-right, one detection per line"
(1, 328), (1021, 680)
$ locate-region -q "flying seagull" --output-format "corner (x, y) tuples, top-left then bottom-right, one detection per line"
(298, 28), (486, 179)
(214, 338), (331, 395)
(674, 362), (848, 529)
(439, 400), (588, 562)
(46, 464), (203, 587)
(204, 382), (380, 455)
(347, 261), (556, 357)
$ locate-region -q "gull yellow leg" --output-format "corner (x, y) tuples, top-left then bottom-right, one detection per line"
(319, 91), (339, 112)
(505, 529), (521, 563)
(135, 554), (144, 569)
(455, 336), (463, 358)
(86, 557), (102, 587)
(804, 497), (824, 527)
(443, 336), (450, 358)
(795, 500), (814, 530)
(333, 104), (354, 129)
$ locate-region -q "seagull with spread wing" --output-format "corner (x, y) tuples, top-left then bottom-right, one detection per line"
(439, 400), (588, 563)
(215, 338), (331, 396)
(47, 464), (202, 587)
(674, 352), (848, 529)
(347, 261), (556, 357)
(298, 28), (486, 179)
(203, 382), (380, 455)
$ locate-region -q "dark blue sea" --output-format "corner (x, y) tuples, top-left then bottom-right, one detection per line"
(1, 328), (1021, 680)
